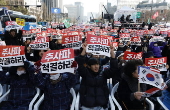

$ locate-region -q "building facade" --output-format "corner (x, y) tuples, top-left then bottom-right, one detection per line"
(65, 2), (84, 23)
(42, 0), (63, 21)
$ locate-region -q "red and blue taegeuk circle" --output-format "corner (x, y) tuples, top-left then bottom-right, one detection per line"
(146, 73), (155, 81)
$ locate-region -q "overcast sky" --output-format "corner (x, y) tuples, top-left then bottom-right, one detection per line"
(63, 0), (170, 16)
(63, 0), (117, 15)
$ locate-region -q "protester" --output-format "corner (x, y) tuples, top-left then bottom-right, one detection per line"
(25, 60), (77, 110)
(4, 29), (21, 45)
(77, 43), (118, 109)
(0, 64), (36, 110)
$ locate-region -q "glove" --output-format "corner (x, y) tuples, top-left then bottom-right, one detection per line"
(34, 60), (42, 73)
(71, 61), (78, 68)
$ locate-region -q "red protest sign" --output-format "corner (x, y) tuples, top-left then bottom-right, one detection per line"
(86, 31), (95, 35)
(41, 48), (75, 73)
(30, 29), (37, 34)
(62, 35), (82, 44)
(124, 51), (143, 60)
(87, 34), (101, 44)
(120, 33), (130, 38)
(112, 42), (118, 48)
(41, 48), (74, 63)
(130, 37), (141, 45)
(22, 30), (31, 35)
(36, 33), (42, 37)
(86, 34), (110, 57)
(29, 37), (49, 50)
(0, 46), (25, 57)
(0, 46), (26, 67)
(5, 21), (17, 26)
(62, 35), (82, 49)
(145, 57), (167, 71)
(41, 31), (47, 37)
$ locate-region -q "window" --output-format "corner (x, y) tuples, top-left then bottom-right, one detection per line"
(161, 10), (164, 14)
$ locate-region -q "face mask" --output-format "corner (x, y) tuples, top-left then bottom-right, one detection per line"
(50, 73), (60, 80)
(119, 45), (124, 47)
(126, 50), (131, 52)
(17, 71), (26, 76)
(154, 44), (158, 46)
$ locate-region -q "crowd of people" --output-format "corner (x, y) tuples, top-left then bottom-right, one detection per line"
(0, 23), (170, 110)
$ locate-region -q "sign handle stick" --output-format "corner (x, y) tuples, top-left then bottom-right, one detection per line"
(138, 81), (140, 92)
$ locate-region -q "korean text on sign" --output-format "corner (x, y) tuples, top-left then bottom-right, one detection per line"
(41, 48), (75, 73)
(62, 35), (82, 49)
(86, 34), (111, 57)
(145, 57), (167, 71)
(29, 37), (49, 50)
(124, 51), (143, 60)
(0, 46), (26, 67)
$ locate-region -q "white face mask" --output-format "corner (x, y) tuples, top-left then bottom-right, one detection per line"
(126, 50), (131, 52)
(50, 73), (60, 80)
(154, 44), (158, 46)
(17, 71), (26, 76)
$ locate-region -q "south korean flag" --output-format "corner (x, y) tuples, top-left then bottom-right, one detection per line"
(138, 66), (163, 89)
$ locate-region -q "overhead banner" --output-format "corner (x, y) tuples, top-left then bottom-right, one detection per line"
(145, 57), (167, 71)
(62, 35), (82, 49)
(124, 51), (143, 60)
(41, 48), (74, 73)
(86, 34), (110, 57)
(29, 37), (49, 50)
(0, 46), (26, 67)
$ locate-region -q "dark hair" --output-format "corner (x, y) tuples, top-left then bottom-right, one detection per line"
(124, 60), (143, 77)
(87, 58), (99, 66)
(10, 29), (16, 33)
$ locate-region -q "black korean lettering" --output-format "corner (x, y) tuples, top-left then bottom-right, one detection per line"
(100, 45), (104, 52)
(17, 56), (22, 63)
(58, 61), (64, 70)
(21, 56), (26, 62)
(0, 58), (3, 65)
(4, 58), (10, 65)
(30, 44), (34, 48)
(64, 60), (72, 69)
(35, 44), (39, 48)
(50, 62), (57, 71)
(88, 45), (94, 51)
(95, 45), (100, 51)
(39, 44), (43, 48)
(42, 63), (50, 72)
(104, 46), (110, 53)
(10, 57), (17, 64)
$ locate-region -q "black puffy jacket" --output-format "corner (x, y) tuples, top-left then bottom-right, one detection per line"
(77, 55), (118, 108)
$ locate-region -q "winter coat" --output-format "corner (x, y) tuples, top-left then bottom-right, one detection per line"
(0, 67), (36, 110)
(77, 55), (118, 108)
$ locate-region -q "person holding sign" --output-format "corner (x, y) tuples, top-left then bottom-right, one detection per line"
(27, 59), (77, 110)
(0, 64), (36, 110)
(77, 43), (118, 109)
